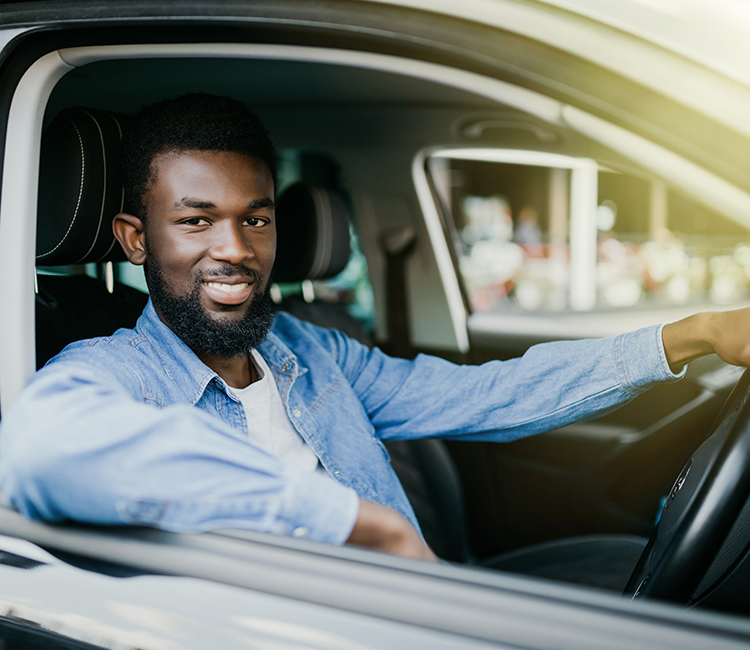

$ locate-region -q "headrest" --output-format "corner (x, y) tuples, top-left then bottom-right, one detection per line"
(274, 182), (351, 283)
(36, 107), (127, 266)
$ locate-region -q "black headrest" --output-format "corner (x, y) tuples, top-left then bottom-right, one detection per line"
(36, 107), (128, 266)
(274, 182), (351, 283)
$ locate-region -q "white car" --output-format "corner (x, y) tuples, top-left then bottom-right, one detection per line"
(0, 1), (750, 648)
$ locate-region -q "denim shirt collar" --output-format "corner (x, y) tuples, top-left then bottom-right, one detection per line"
(136, 299), (308, 405)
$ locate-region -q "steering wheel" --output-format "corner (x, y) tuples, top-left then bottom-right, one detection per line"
(624, 368), (750, 610)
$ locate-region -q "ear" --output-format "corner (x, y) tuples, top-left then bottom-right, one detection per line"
(113, 213), (147, 265)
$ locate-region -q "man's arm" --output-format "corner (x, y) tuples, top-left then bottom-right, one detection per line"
(0, 362), (360, 546)
(316, 319), (680, 444)
(663, 307), (750, 373)
(1, 361), (438, 561)
(347, 500), (437, 562)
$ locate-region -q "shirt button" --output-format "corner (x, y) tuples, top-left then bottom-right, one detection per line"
(281, 363), (290, 372)
(292, 526), (310, 538)
(334, 470), (340, 477)
(293, 409), (301, 417)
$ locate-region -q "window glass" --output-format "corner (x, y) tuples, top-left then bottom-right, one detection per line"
(429, 153), (750, 314)
(117, 262), (148, 293)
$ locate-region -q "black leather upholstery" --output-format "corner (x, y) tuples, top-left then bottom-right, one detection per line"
(35, 274), (148, 369)
(37, 107), (128, 266)
(274, 182), (351, 282)
(35, 107), (145, 368)
(484, 534), (647, 591)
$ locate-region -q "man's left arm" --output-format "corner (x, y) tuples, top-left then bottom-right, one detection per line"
(662, 306), (750, 373)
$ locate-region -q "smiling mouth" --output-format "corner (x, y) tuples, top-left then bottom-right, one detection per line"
(202, 279), (254, 305)
(205, 281), (249, 294)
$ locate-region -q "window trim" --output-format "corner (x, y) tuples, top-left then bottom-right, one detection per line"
(427, 148), (600, 312)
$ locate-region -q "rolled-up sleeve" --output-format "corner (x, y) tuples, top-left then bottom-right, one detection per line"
(0, 364), (359, 546)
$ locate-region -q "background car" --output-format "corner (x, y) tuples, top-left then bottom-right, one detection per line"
(1, 0), (750, 648)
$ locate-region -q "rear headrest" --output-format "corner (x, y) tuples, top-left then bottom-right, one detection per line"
(36, 107), (128, 266)
(274, 182), (351, 283)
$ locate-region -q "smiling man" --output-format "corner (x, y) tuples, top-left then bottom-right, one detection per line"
(2, 94), (750, 563)
(117, 149), (277, 388)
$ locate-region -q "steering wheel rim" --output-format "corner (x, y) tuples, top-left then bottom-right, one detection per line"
(624, 367), (750, 605)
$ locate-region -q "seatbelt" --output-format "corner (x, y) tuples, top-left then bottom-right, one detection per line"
(380, 226), (416, 358)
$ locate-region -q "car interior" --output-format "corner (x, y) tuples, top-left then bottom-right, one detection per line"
(34, 93), (653, 594)
(2, 32), (750, 616)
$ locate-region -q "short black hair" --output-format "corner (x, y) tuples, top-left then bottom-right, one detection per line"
(121, 93), (277, 222)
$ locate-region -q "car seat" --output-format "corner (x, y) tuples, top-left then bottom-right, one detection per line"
(35, 107), (148, 368)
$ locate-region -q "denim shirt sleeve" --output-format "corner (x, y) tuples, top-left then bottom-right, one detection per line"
(324, 322), (684, 442)
(0, 362), (359, 545)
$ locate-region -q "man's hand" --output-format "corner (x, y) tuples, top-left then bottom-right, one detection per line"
(662, 306), (750, 373)
(346, 499), (437, 562)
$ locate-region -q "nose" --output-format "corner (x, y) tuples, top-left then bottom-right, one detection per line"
(208, 220), (254, 265)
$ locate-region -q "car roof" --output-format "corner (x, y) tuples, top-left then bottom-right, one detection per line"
(535, 0), (750, 86)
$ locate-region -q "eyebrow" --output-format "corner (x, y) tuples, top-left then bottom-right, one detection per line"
(172, 197), (275, 210)
(248, 197), (275, 210)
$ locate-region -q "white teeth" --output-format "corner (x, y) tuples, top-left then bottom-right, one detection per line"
(205, 282), (249, 294)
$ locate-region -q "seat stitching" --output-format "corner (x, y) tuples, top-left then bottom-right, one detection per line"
(72, 109), (107, 264)
(95, 236), (119, 262)
(36, 114), (85, 259)
(94, 113), (125, 263)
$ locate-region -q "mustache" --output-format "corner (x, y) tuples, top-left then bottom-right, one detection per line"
(197, 266), (264, 282)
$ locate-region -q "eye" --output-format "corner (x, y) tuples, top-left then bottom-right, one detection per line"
(182, 217), (209, 226)
(245, 217), (268, 228)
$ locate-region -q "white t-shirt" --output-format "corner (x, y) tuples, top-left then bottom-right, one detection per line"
(229, 350), (321, 473)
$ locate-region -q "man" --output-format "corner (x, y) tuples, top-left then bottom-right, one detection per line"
(1, 94), (749, 562)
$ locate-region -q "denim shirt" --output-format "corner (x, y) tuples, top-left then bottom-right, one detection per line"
(0, 301), (683, 545)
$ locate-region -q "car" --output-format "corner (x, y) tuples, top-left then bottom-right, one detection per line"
(1, 0), (750, 648)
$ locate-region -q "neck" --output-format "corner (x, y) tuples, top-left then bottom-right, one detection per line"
(197, 351), (258, 388)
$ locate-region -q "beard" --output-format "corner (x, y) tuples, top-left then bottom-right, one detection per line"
(146, 251), (274, 359)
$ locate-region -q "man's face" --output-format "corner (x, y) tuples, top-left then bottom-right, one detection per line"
(141, 150), (276, 357)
